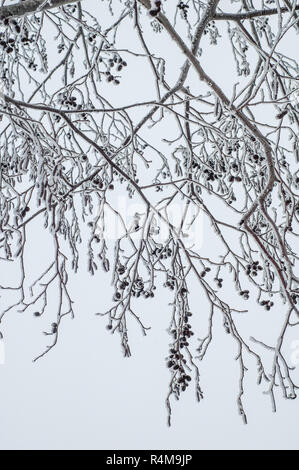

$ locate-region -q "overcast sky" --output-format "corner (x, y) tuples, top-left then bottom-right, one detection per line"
(0, 0), (298, 450)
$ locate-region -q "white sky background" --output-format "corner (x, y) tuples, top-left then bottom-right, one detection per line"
(0, 0), (298, 450)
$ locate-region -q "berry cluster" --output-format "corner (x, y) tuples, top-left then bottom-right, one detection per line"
(57, 92), (78, 108)
(131, 277), (155, 298)
(115, 264), (155, 299)
(170, 315), (193, 348)
(191, 160), (200, 170)
(204, 168), (218, 182)
(164, 274), (176, 290)
(104, 55), (127, 85)
(8, 19), (21, 34)
(0, 36), (15, 54)
(107, 55), (127, 71)
(153, 246), (172, 259)
(251, 153), (265, 165)
(180, 287), (188, 296)
(0, 21), (34, 55)
(28, 60), (37, 71)
(246, 261), (263, 277)
(239, 289), (249, 300)
(228, 175), (242, 183)
(105, 71), (120, 85)
(149, 1), (162, 17)
(88, 33), (97, 44)
(200, 267), (211, 278)
(0, 161), (8, 172)
(113, 291), (122, 301)
(92, 176), (104, 189)
(177, 2), (189, 20)
(119, 279), (129, 291)
(20, 206), (30, 218)
(167, 351), (186, 370)
(57, 43), (65, 53)
(132, 277), (144, 297)
(203, 21), (219, 45)
(117, 264), (126, 275)
(181, 322), (194, 348)
(167, 349), (192, 393)
(44, 322), (58, 335)
(276, 109), (288, 120)
(227, 141), (241, 155)
(259, 18), (269, 32)
(214, 277), (223, 288)
(230, 161), (239, 172)
(260, 299), (274, 310)
(20, 28), (33, 45)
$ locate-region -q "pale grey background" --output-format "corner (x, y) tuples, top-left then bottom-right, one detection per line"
(0, 0), (298, 450)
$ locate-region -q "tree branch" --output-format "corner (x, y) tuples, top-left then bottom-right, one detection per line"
(138, 0), (299, 316)
(1, 0), (298, 23)
(0, 0), (81, 20)
(214, 5), (299, 21)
